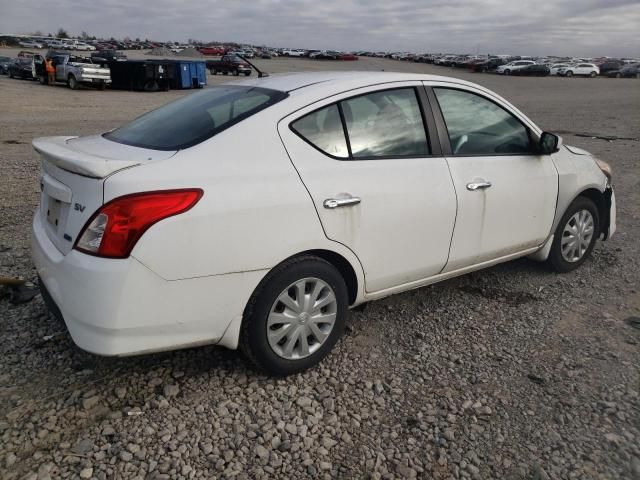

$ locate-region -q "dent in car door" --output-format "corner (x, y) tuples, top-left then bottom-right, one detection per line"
(428, 84), (558, 271)
(279, 84), (457, 293)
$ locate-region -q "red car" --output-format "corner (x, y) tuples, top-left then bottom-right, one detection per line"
(339, 53), (358, 61)
(199, 46), (225, 56)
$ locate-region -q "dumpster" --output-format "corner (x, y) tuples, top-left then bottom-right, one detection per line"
(108, 60), (171, 91)
(168, 60), (207, 89)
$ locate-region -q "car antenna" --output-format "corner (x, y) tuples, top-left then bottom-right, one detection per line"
(238, 54), (269, 78)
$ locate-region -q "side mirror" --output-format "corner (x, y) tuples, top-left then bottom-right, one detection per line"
(539, 132), (560, 155)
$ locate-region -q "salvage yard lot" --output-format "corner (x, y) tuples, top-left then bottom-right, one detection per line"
(1, 52), (639, 479)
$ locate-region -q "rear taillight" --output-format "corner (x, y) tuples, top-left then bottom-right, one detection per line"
(75, 189), (203, 259)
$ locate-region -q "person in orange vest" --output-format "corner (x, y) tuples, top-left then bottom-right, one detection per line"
(46, 58), (55, 85)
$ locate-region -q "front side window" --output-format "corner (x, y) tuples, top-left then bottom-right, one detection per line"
(434, 88), (533, 155)
(105, 86), (288, 150)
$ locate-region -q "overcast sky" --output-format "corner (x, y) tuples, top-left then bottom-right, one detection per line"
(2, 0), (639, 57)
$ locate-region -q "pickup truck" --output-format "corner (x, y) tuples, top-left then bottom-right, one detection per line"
(34, 53), (111, 89)
(206, 55), (251, 76)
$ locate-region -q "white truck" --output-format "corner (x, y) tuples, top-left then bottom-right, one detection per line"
(34, 53), (111, 89)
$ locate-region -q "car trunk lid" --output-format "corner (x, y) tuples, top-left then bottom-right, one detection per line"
(33, 135), (176, 254)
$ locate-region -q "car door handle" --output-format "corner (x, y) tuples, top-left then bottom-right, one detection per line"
(466, 181), (492, 191)
(323, 196), (361, 209)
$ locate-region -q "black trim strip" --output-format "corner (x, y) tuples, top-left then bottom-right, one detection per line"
(425, 86), (453, 156)
(337, 103), (353, 158)
(416, 85), (441, 156)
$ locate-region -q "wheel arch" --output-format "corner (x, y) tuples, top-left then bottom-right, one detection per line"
(576, 187), (611, 239)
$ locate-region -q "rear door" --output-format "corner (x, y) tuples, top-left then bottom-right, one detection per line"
(426, 83), (557, 271)
(279, 83), (457, 293)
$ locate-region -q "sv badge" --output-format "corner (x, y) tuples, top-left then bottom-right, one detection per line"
(74, 203), (86, 212)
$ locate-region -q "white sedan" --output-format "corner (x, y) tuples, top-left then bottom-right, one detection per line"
(32, 72), (616, 375)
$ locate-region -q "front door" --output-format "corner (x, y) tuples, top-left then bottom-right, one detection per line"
(428, 85), (558, 271)
(279, 84), (457, 293)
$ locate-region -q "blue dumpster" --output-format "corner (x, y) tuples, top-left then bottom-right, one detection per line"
(170, 60), (207, 89)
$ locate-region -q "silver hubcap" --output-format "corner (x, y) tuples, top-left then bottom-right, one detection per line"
(561, 209), (594, 263)
(267, 277), (337, 360)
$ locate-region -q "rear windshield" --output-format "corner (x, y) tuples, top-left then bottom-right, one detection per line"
(104, 86), (288, 150)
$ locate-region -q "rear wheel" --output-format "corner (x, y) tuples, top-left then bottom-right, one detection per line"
(504, 69), (511, 75)
(209, 68), (216, 75)
(233, 69), (239, 76)
(68, 75), (78, 89)
(589, 71), (597, 78)
(548, 197), (599, 273)
(244, 71), (250, 76)
(240, 256), (348, 375)
(39, 75), (47, 85)
(615, 72), (621, 78)
(565, 70), (574, 77)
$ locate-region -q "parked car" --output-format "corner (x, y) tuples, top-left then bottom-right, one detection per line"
(199, 46), (225, 55)
(339, 53), (358, 61)
(549, 63), (571, 76)
(597, 60), (624, 75)
(8, 58), (35, 79)
(558, 63), (599, 77)
(511, 64), (550, 76)
(0, 56), (11, 74)
(310, 50), (340, 60)
(282, 49), (305, 57)
(31, 72), (616, 374)
(90, 50), (127, 64)
(496, 60), (536, 75)
(468, 58), (507, 72)
(19, 40), (44, 49)
(206, 55), (251, 76)
(33, 53), (111, 89)
(607, 63), (640, 78)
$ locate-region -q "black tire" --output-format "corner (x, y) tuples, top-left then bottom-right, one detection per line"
(589, 71), (597, 78)
(210, 68), (216, 75)
(39, 75), (47, 85)
(565, 70), (573, 77)
(615, 73), (621, 78)
(548, 196), (600, 273)
(68, 75), (78, 89)
(233, 69), (239, 76)
(9, 71), (14, 78)
(244, 71), (250, 76)
(240, 256), (349, 375)
(504, 69), (511, 75)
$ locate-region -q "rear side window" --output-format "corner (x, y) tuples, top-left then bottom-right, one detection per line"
(434, 88), (533, 155)
(291, 105), (349, 158)
(343, 89), (429, 158)
(105, 86), (288, 150)
(290, 87), (430, 160)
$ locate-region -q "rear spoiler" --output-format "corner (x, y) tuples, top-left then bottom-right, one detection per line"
(32, 136), (141, 179)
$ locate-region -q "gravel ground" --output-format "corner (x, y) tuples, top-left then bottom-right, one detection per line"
(1, 51), (639, 480)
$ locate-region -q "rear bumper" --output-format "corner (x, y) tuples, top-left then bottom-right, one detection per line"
(32, 210), (265, 356)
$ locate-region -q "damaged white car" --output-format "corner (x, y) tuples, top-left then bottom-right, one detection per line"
(32, 72), (615, 374)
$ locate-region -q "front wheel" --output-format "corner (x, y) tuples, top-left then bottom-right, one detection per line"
(68, 75), (78, 89)
(244, 71), (250, 76)
(210, 68), (217, 75)
(504, 69), (511, 75)
(589, 71), (597, 78)
(565, 70), (574, 77)
(240, 256), (348, 375)
(233, 69), (239, 76)
(39, 75), (47, 85)
(548, 197), (600, 273)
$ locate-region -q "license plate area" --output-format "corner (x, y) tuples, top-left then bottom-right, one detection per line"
(47, 197), (62, 229)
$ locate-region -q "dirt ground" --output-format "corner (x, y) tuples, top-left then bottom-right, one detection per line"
(0, 48), (639, 480)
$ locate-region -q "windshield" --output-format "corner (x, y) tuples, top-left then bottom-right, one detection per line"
(104, 86), (288, 151)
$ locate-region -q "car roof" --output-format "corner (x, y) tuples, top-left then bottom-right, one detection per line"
(229, 71), (482, 95)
